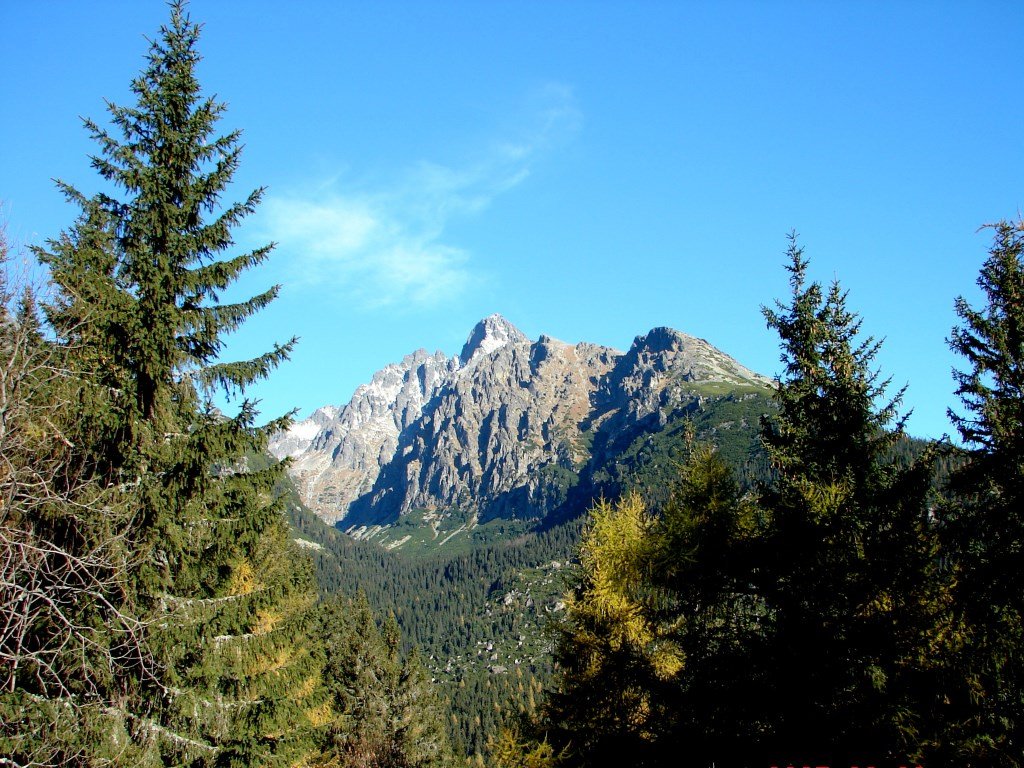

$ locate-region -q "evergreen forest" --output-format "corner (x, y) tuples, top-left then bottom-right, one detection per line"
(3, 4), (1023, 767)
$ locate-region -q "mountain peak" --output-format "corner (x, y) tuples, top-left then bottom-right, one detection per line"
(273, 319), (774, 530)
(628, 327), (772, 386)
(460, 314), (528, 363)
(633, 326), (694, 353)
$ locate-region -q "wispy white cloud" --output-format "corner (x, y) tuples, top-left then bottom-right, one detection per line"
(260, 83), (581, 310)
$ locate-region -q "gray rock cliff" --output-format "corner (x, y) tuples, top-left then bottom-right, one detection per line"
(269, 316), (771, 529)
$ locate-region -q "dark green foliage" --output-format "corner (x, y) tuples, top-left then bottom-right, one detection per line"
(535, 236), (946, 768)
(753, 235), (940, 764)
(316, 594), (455, 767)
(591, 386), (776, 508)
(940, 218), (1024, 764)
(645, 446), (768, 764)
(949, 219), (1024, 457)
(28, 3), (319, 764)
(559, 384), (776, 539)
(0, 233), (149, 766)
(299, 508), (577, 757)
(543, 446), (762, 767)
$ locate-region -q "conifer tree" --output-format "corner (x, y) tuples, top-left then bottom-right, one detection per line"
(36, 3), (320, 764)
(316, 594), (455, 767)
(544, 492), (678, 766)
(942, 217), (1024, 764)
(488, 726), (560, 768)
(756, 234), (938, 764)
(544, 445), (764, 767)
(539, 240), (948, 765)
(647, 445), (766, 765)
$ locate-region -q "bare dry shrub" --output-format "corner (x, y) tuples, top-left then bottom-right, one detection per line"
(0, 224), (150, 767)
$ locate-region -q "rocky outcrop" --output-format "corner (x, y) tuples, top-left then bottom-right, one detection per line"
(347, 332), (619, 527)
(269, 315), (771, 527)
(275, 349), (458, 523)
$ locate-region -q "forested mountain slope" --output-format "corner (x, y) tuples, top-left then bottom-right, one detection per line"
(281, 378), (945, 759)
(279, 370), (779, 756)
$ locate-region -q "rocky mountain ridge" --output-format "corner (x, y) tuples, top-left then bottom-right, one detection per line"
(270, 315), (772, 539)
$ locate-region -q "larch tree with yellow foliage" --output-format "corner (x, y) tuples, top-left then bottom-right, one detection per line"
(543, 444), (760, 767)
(544, 490), (682, 766)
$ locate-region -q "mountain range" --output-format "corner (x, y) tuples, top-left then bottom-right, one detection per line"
(270, 314), (773, 550)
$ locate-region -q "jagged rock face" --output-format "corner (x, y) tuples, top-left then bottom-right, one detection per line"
(270, 404), (339, 460)
(276, 349), (458, 523)
(460, 314), (528, 362)
(590, 327), (774, 446)
(354, 334), (619, 526)
(269, 315), (771, 527)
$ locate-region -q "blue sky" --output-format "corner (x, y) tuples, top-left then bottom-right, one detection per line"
(2, 1), (1022, 440)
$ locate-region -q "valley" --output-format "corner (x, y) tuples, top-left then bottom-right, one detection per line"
(276, 316), (778, 755)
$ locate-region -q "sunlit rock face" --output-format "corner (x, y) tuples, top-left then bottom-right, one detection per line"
(270, 315), (770, 528)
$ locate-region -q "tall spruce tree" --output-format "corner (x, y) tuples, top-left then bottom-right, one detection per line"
(37, 4), (323, 765)
(538, 239), (950, 765)
(647, 445), (766, 766)
(543, 447), (762, 768)
(756, 234), (939, 764)
(942, 217), (1024, 764)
